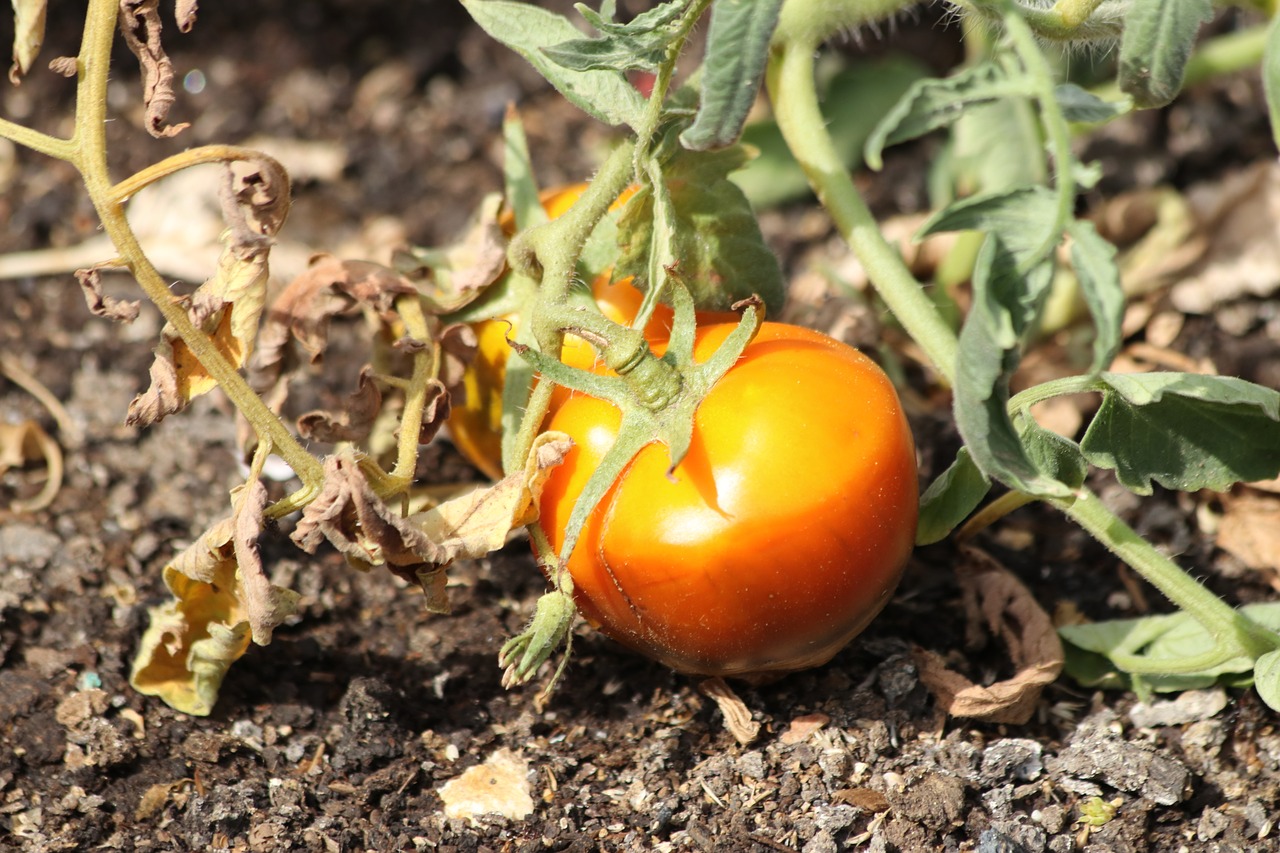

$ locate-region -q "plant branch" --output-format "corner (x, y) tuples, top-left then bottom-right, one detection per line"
(767, 38), (959, 384)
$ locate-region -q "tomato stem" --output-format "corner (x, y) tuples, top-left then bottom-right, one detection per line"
(766, 37), (960, 385)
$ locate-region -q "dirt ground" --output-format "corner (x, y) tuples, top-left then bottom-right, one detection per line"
(2, 3), (1280, 851)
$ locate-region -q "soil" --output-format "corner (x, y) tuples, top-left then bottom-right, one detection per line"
(2, 3), (1279, 852)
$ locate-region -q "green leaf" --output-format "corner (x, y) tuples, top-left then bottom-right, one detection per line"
(461, 0), (645, 128)
(916, 448), (990, 546)
(1116, 0), (1214, 109)
(679, 0), (784, 151)
(542, 0), (690, 73)
(1254, 649), (1280, 713)
(616, 140), (785, 315)
(1060, 603), (1280, 696)
(865, 60), (1035, 171)
(502, 108), (547, 233)
(1055, 83), (1132, 124)
(1080, 373), (1280, 495)
(949, 96), (1044, 198)
(1019, 417), (1087, 490)
(1264, 14), (1280, 153)
(918, 186), (1059, 265)
(733, 56), (928, 208)
(1066, 219), (1123, 376)
(954, 238), (1067, 497)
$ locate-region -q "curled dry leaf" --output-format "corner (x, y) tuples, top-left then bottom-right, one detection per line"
(296, 366), (384, 443)
(778, 712), (830, 746)
(913, 546), (1064, 725)
(698, 677), (760, 746)
(118, 0), (189, 138)
(127, 233), (270, 426)
(75, 265), (141, 323)
(174, 0), (198, 32)
(1216, 493), (1280, 575)
(393, 193), (508, 313)
(129, 481), (300, 716)
(251, 255), (417, 406)
(0, 419), (62, 512)
(9, 0), (46, 84)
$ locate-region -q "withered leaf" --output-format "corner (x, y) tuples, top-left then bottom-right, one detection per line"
(251, 254), (418, 402)
(913, 546), (1063, 725)
(75, 266), (140, 323)
(291, 449), (448, 569)
(415, 378), (451, 445)
(118, 0), (189, 138)
(0, 419), (62, 512)
(407, 431), (572, 565)
(698, 677), (760, 746)
(174, 0), (198, 32)
(129, 480), (299, 716)
(1216, 493), (1280, 573)
(9, 0), (47, 84)
(297, 366), (384, 443)
(394, 193), (507, 313)
(127, 226), (271, 427)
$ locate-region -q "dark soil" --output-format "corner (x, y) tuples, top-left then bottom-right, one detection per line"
(2, 4), (1279, 852)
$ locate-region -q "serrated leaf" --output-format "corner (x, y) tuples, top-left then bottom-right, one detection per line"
(950, 96), (1044, 197)
(461, 0), (645, 128)
(1055, 83), (1132, 124)
(616, 142), (784, 314)
(1116, 0), (1214, 109)
(919, 186), (1059, 264)
(679, 0), (783, 152)
(1080, 372), (1280, 495)
(1066, 219), (1123, 375)
(1264, 14), (1280, 153)
(542, 1), (690, 73)
(916, 448), (990, 546)
(1019, 417), (1087, 490)
(865, 60), (1035, 171)
(953, 227), (1069, 498)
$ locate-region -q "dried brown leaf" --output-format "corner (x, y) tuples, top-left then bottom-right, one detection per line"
(174, 0), (198, 32)
(0, 419), (62, 512)
(291, 449), (448, 569)
(832, 788), (891, 812)
(251, 255), (417, 404)
(48, 55), (75, 77)
(698, 677), (760, 746)
(75, 265), (141, 323)
(10, 0), (47, 84)
(118, 0), (189, 138)
(394, 194), (507, 313)
(1217, 494), (1280, 573)
(296, 366), (384, 444)
(913, 546), (1063, 724)
(129, 480), (300, 715)
(407, 431), (572, 562)
(127, 227), (271, 427)
(778, 712), (830, 746)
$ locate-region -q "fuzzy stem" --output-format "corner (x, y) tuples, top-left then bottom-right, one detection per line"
(767, 38), (959, 384)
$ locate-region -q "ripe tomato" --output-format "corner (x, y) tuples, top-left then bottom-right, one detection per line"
(537, 321), (918, 677)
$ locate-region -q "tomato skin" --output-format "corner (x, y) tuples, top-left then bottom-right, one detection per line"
(538, 322), (918, 677)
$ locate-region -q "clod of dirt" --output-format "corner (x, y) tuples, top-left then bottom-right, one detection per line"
(1047, 711), (1192, 806)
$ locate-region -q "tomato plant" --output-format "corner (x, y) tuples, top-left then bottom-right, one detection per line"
(537, 321), (918, 676)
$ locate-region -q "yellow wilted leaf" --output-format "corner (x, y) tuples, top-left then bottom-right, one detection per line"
(129, 482), (299, 716)
(128, 230), (270, 427)
(410, 431), (573, 561)
(9, 0), (47, 84)
(0, 418), (61, 512)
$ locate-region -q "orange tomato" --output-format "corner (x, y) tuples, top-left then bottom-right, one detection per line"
(537, 321), (918, 677)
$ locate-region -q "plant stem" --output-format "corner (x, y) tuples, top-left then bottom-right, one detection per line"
(384, 295), (437, 492)
(108, 145), (283, 204)
(71, 0), (324, 496)
(1060, 490), (1280, 659)
(0, 116), (74, 159)
(767, 38), (959, 385)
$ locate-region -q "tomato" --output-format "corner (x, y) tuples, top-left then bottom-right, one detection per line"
(537, 321), (918, 677)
